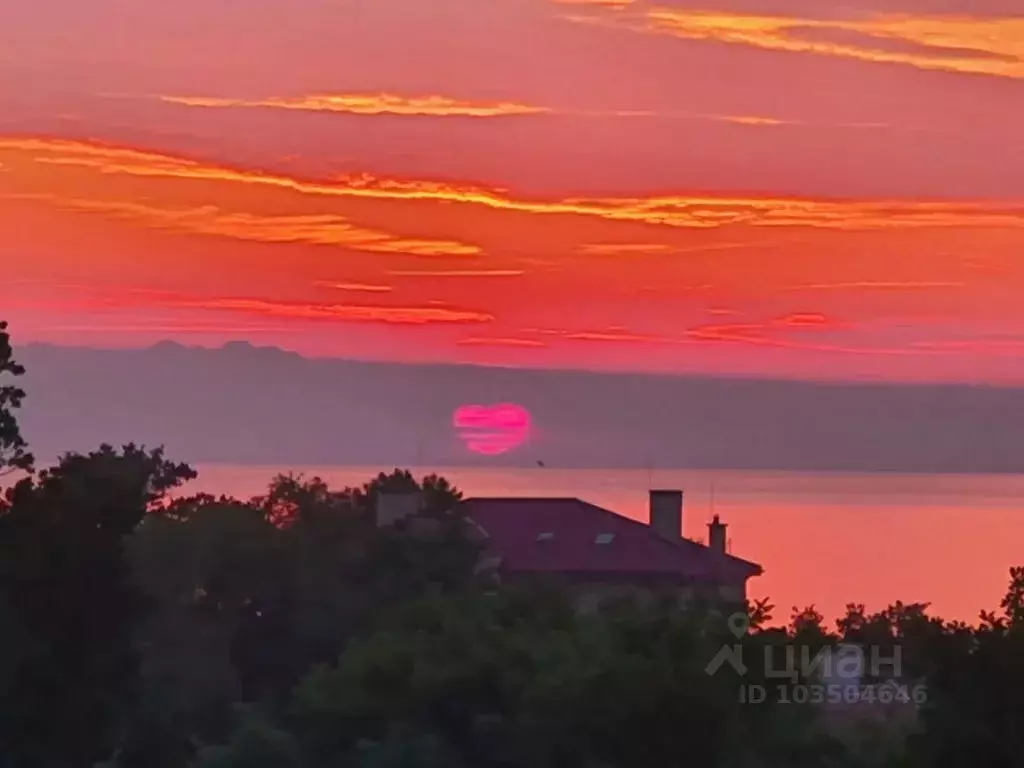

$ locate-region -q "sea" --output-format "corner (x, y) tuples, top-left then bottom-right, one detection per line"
(184, 465), (1024, 625)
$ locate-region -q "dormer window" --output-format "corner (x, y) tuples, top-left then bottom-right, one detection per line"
(595, 533), (614, 544)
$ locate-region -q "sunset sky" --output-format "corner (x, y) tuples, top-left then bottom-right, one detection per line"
(3, 0), (1024, 381)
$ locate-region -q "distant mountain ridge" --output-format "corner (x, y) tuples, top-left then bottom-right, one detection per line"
(14, 341), (1024, 473)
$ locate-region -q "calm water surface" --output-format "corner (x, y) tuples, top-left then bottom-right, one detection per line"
(188, 465), (1024, 624)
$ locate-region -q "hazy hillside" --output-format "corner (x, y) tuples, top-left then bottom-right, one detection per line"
(14, 341), (1024, 472)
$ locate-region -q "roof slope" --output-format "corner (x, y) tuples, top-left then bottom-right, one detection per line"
(458, 497), (762, 584)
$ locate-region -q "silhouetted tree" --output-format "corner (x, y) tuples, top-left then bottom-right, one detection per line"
(118, 494), (284, 767)
(274, 470), (478, 675)
(0, 444), (194, 767)
(0, 321), (33, 476)
(116, 470), (481, 766)
(903, 568), (1024, 768)
(195, 589), (850, 768)
(192, 713), (301, 768)
(255, 473), (354, 529)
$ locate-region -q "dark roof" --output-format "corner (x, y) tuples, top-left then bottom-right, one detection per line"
(458, 497), (762, 584)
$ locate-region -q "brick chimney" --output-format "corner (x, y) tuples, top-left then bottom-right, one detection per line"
(708, 514), (727, 553)
(649, 489), (683, 541)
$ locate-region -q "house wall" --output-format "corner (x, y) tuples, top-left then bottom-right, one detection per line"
(573, 583), (669, 613)
(717, 583), (747, 603)
(492, 568), (750, 613)
(570, 580), (748, 613)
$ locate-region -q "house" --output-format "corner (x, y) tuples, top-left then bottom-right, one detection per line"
(454, 489), (762, 608)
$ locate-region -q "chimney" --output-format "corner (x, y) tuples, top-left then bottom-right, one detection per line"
(708, 514), (727, 553)
(649, 489), (683, 541)
(376, 491), (422, 527)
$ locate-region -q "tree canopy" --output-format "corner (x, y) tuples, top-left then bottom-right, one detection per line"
(0, 321), (33, 475)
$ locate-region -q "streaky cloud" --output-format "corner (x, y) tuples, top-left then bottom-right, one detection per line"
(158, 93), (552, 118)
(563, 5), (1024, 79)
(387, 269), (525, 277)
(314, 282), (394, 293)
(457, 336), (548, 347)
(5, 136), (1024, 232)
(10, 193), (481, 257)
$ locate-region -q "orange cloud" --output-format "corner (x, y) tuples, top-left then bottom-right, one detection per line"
(552, 0), (636, 8)
(386, 269), (525, 277)
(531, 323), (925, 356)
(578, 243), (675, 255)
(35, 323), (298, 334)
(635, 10), (1024, 80)
(4, 136), (1024, 232)
(172, 296), (493, 325)
(12, 194), (481, 257)
(564, 330), (667, 342)
(578, 241), (778, 257)
(8, 283), (493, 326)
(145, 94), (812, 128)
(680, 313), (919, 356)
(158, 93), (550, 117)
(713, 115), (795, 126)
(911, 340), (1024, 355)
(568, 195), (1024, 230)
(774, 312), (838, 328)
(315, 282), (393, 293)
(783, 281), (964, 291)
(684, 325), (942, 356)
(457, 336), (547, 348)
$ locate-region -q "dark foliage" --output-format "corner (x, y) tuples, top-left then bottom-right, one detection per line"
(0, 321), (33, 475)
(0, 444), (195, 767)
